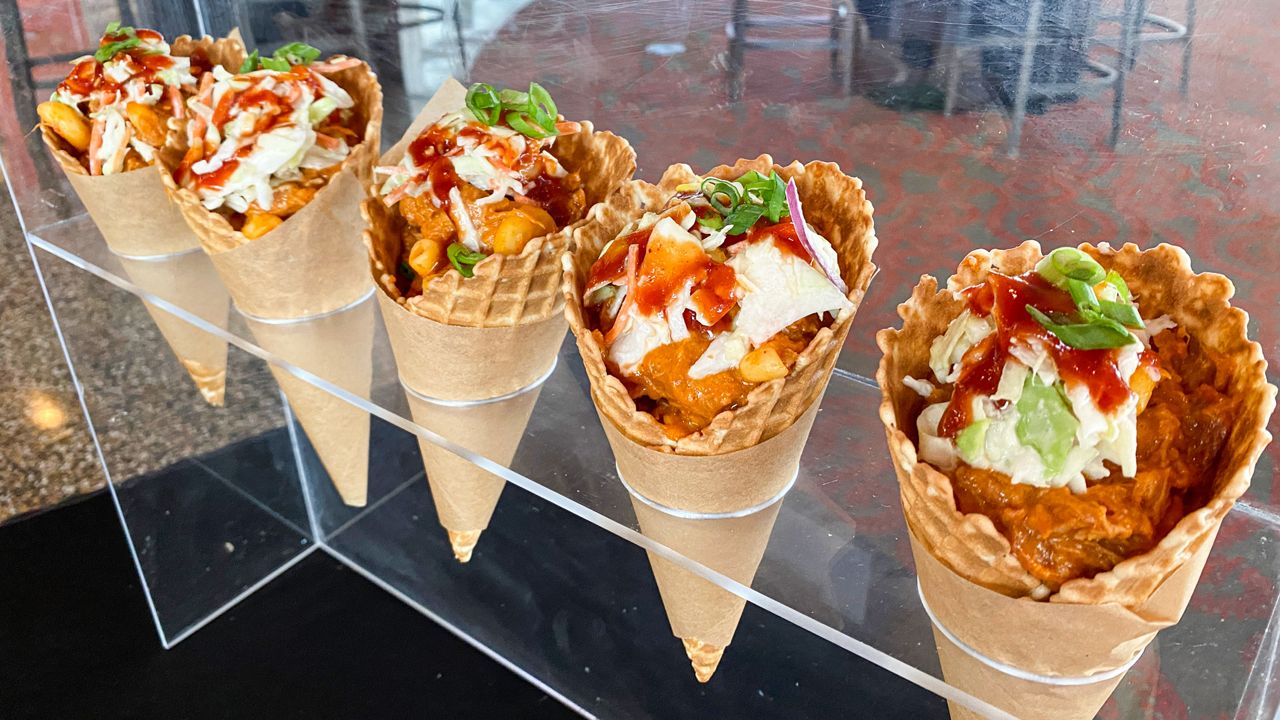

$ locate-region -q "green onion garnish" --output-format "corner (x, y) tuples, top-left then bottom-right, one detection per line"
(95, 22), (141, 62)
(447, 242), (487, 278)
(238, 50), (260, 74)
(691, 170), (790, 233)
(465, 82), (560, 139)
(700, 178), (740, 215)
(1066, 277), (1099, 313)
(1027, 305), (1136, 349)
(1035, 247), (1106, 289)
(1097, 299), (1144, 329)
(241, 42), (322, 72)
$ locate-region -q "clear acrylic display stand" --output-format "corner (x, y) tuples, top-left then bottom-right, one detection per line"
(4, 2), (1278, 718)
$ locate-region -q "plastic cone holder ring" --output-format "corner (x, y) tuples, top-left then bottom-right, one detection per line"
(917, 580), (1145, 687)
(399, 358), (557, 408)
(617, 464), (798, 521)
(235, 286), (377, 325)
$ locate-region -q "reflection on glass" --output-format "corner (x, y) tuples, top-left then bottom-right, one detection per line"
(242, 294), (376, 506)
(116, 251), (230, 406)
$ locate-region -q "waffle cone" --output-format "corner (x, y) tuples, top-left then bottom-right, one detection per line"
(37, 34), (245, 257)
(627, 489), (784, 682)
(564, 156), (877, 457)
(404, 384), (543, 562)
(566, 156), (874, 680)
(366, 78), (636, 329)
(363, 79), (632, 556)
(116, 252), (230, 406)
(878, 242), (1275, 718)
(243, 296), (375, 506)
(158, 46), (383, 320)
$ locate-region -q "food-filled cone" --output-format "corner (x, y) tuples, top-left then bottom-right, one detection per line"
(37, 34), (246, 257)
(877, 242), (1276, 718)
(564, 156), (877, 679)
(404, 384), (544, 562)
(564, 156), (878, 455)
(158, 43), (383, 321)
(242, 296), (375, 506)
(116, 251), (230, 406)
(627, 486), (785, 682)
(364, 78), (635, 559)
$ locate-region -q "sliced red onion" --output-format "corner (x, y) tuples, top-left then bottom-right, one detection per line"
(785, 178), (847, 294)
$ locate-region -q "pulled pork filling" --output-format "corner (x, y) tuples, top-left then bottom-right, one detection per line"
(949, 329), (1234, 588)
(913, 248), (1235, 589)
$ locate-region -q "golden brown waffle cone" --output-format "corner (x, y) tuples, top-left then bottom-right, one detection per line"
(116, 251), (230, 406)
(158, 45), (383, 320)
(242, 296), (375, 507)
(564, 155), (876, 680)
(404, 385), (543, 562)
(627, 488), (785, 683)
(37, 34), (246, 257)
(364, 79), (634, 558)
(563, 155), (878, 456)
(877, 241), (1275, 718)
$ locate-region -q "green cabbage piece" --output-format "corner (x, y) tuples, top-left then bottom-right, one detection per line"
(1015, 374), (1078, 476)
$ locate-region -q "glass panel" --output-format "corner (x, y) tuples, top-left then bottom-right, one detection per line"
(30, 243), (314, 645)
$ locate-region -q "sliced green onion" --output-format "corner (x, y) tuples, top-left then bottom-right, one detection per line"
(700, 178), (740, 215)
(528, 83), (557, 125)
(497, 88), (529, 106)
(465, 83), (502, 125)
(1027, 305), (1136, 349)
(1098, 299), (1145, 329)
(447, 242), (487, 278)
(95, 36), (142, 62)
(272, 41), (321, 66)
(239, 50), (260, 73)
(1066, 278), (1099, 313)
(505, 110), (555, 139)
(1036, 247), (1106, 289)
(259, 56), (290, 72)
(397, 260), (416, 279)
(1104, 270), (1132, 302)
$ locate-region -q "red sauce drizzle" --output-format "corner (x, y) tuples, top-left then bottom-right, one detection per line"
(587, 227), (651, 290)
(938, 271), (1138, 438)
(191, 68), (328, 191)
(745, 220), (812, 262)
(525, 173), (572, 226)
(58, 31), (179, 100)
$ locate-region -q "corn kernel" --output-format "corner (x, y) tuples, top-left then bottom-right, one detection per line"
(492, 206), (556, 255)
(241, 212), (283, 240)
(408, 238), (444, 277)
(739, 346), (789, 382)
